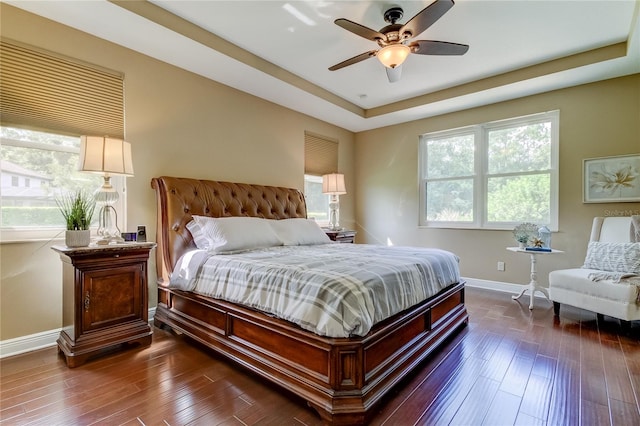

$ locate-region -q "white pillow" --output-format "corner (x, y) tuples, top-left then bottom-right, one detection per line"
(269, 218), (331, 245)
(186, 219), (210, 249)
(582, 242), (640, 273)
(190, 216), (283, 253)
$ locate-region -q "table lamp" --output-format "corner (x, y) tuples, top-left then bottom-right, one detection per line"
(78, 136), (134, 243)
(322, 173), (346, 231)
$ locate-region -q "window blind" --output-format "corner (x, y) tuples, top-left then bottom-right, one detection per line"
(304, 131), (338, 176)
(0, 39), (124, 138)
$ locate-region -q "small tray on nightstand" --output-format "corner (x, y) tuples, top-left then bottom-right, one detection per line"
(323, 229), (357, 243)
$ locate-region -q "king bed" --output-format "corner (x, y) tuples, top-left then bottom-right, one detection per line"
(151, 176), (468, 425)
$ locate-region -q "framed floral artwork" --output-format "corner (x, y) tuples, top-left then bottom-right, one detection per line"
(583, 154), (640, 203)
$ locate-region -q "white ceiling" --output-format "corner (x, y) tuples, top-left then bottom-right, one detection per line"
(7, 0), (640, 132)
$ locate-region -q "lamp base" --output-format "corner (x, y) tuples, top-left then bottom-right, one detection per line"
(95, 235), (125, 245)
(96, 204), (122, 243)
(328, 195), (341, 231)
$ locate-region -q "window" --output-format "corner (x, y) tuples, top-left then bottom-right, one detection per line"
(304, 174), (329, 222)
(419, 111), (559, 230)
(304, 132), (339, 225)
(0, 40), (125, 242)
(0, 127), (126, 241)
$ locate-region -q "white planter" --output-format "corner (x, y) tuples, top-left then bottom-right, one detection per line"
(65, 230), (90, 248)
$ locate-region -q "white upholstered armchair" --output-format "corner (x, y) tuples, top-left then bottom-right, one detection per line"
(549, 216), (640, 327)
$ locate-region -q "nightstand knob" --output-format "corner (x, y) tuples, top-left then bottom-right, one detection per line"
(84, 291), (90, 311)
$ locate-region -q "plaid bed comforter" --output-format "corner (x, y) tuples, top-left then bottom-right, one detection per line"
(170, 244), (460, 337)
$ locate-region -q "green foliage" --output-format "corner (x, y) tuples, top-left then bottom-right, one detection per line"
(1, 207), (62, 227)
(56, 190), (95, 230)
(487, 174), (550, 223)
(425, 117), (553, 224)
(304, 176), (329, 221)
(487, 123), (551, 173)
(1, 127), (103, 228)
(426, 179), (474, 222)
(426, 135), (475, 179)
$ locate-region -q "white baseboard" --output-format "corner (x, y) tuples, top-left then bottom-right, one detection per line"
(463, 277), (521, 294)
(463, 277), (549, 298)
(0, 328), (61, 358)
(0, 307), (157, 359)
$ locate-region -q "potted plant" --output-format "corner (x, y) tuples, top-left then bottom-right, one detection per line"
(56, 190), (95, 247)
(514, 234), (530, 248)
(512, 222), (538, 249)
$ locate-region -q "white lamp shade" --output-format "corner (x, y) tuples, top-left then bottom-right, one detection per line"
(322, 173), (347, 195)
(79, 136), (134, 176)
(377, 44), (410, 68)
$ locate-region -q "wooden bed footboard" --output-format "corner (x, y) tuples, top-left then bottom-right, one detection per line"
(154, 282), (467, 424)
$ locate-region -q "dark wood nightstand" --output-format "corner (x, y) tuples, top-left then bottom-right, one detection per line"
(324, 229), (357, 243)
(52, 242), (155, 367)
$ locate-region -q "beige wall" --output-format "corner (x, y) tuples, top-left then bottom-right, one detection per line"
(355, 74), (640, 286)
(0, 5), (355, 341)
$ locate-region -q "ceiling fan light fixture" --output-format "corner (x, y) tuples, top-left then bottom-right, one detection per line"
(377, 44), (410, 68)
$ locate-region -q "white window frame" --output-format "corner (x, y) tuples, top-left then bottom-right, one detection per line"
(0, 131), (128, 243)
(419, 111), (559, 230)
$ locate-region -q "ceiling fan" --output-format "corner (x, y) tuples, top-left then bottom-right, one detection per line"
(328, 0), (469, 83)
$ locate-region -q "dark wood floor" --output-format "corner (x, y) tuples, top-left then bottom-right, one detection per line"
(1, 287), (639, 425)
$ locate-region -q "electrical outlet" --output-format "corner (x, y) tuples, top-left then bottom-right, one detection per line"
(497, 261), (505, 271)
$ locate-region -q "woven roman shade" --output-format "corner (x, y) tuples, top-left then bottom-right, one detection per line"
(0, 39), (124, 138)
(304, 131), (338, 176)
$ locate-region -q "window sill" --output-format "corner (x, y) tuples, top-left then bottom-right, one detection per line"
(1, 228), (83, 244)
(418, 225), (558, 232)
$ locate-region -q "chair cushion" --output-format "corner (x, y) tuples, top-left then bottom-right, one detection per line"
(549, 268), (639, 304)
(583, 242), (640, 273)
(593, 216), (634, 243)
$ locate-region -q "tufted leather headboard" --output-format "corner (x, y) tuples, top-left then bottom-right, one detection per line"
(151, 176), (307, 286)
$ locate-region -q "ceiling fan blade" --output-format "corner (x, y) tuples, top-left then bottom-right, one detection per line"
(385, 65), (402, 83)
(400, 0), (454, 38)
(328, 50), (377, 71)
(334, 18), (385, 42)
(410, 40), (469, 55)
